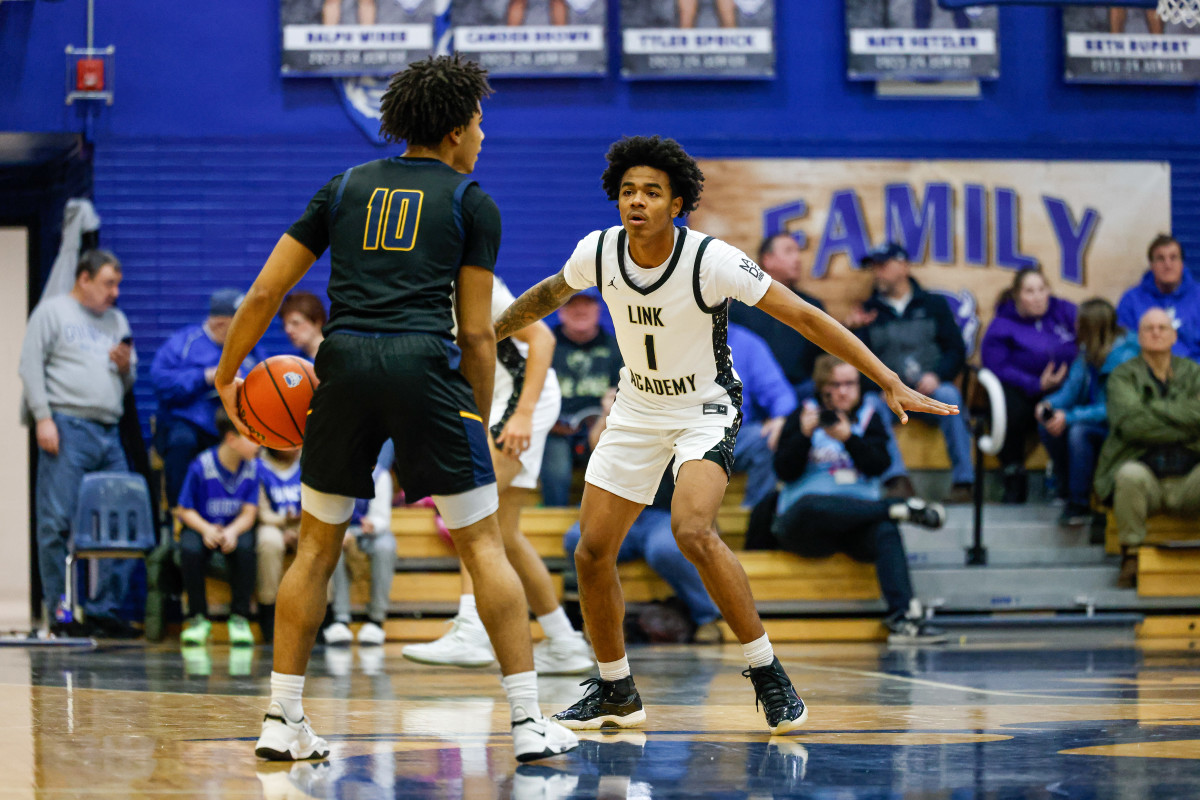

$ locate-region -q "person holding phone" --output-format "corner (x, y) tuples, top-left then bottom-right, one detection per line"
(756, 354), (949, 644)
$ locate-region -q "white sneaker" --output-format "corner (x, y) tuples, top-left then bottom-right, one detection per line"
(357, 620), (386, 646)
(511, 765), (580, 800)
(401, 616), (495, 667)
(511, 709), (580, 763)
(533, 632), (595, 675)
(255, 702), (330, 761)
(322, 622), (353, 646)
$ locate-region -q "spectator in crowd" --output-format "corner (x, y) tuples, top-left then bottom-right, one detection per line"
(980, 268), (1078, 503)
(753, 355), (948, 644)
(1094, 308), (1200, 588)
(152, 289), (263, 507)
(174, 409), (260, 648)
(325, 441), (396, 647)
(279, 291), (326, 360)
(728, 323), (796, 509)
(563, 390), (723, 643)
(542, 287), (623, 506)
(1037, 298), (1140, 527)
(730, 233), (827, 394)
(847, 243), (975, 504)
(256, 445), (303, 643)
(19, 249), (137, 634)
(1116, 234), (1200, 362)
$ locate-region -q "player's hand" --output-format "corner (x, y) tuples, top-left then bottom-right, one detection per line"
(496, 409), (533, 459)
(916, 372), (940, 396)
(800, 404), (820, 437)
(201, 525), (224, 551)
(36, 417), (60, 456)
(882, 376), (958, 424)
(215, 377), (256, 442)
(761, 416), (786, 451)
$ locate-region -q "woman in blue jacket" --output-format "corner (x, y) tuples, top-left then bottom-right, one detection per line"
(1036, 298), (1139, 526)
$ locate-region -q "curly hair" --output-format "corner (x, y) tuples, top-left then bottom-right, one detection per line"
(601, 136), (705, 217)
(378, 55), (493, 147)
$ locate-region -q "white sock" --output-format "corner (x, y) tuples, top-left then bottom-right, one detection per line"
(537, 606), (575, 640)
(743, 633), (775, 669)
(598, 655), (631, 682)
(269, 671), (305, 721)
(458, 594), (479, 623)
(888, 501), (910, 521)
(501, 670), (540, 722)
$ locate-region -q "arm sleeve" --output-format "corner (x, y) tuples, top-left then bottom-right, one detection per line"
(844, 413), (893, 477)
(460, 185), (501, 272)
(561, 230), (604, 291)
(931, 296), (967, 381)
(284, 176), (338, 258)
(149, 333), (210, 405)
(702, 241), (772, 307)
(18, 305), (55, 421)
(773, 405), (813, 482)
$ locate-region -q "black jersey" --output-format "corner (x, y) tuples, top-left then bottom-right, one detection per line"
(287, 156), (501, 337)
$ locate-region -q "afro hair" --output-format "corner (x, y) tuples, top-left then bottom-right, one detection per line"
(601, 135), (705, 217)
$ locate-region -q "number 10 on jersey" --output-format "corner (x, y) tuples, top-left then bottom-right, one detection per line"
(363, 188), (423, 251)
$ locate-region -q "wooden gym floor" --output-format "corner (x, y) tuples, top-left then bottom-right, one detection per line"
(2, 633), (1200, 798)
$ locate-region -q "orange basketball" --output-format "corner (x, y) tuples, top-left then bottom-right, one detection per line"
(237, 355), (318, 450)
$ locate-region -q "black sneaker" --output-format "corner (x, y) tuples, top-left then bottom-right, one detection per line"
(742, 658), (808, 734)
(552, 677), (646, 730)
(900, 498), (946, 529)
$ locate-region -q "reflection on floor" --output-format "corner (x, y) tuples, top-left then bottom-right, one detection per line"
(2, 632), (1200, 798)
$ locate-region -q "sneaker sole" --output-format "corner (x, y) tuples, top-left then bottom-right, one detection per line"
(514, 739), (580, 763)
(555, 709), (646, 730)
(401, 651), (495, 668)
(770, 705), (809, 735)
(255, 745), (330, 761)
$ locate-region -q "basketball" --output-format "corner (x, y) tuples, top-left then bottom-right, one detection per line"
(237, 355), (318, 450)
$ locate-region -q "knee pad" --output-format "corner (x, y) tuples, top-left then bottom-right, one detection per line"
(301, 484), (355, 525)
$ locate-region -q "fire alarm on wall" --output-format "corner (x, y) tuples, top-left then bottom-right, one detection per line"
(75, 58), (104, 92)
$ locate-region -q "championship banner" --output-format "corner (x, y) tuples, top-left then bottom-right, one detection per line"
(845, 0), (999, 81)
(1064, 6), (1200, 84)
(453, 0), (607, 76)
(280, 0), (439, 76)
(689, 159), (1170, 333)
(620, 0), (775, 79)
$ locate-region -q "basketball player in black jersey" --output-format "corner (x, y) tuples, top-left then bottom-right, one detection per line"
(214, 55), (577, 764)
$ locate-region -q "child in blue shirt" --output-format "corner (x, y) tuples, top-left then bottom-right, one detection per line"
(176, 408), (260, 647)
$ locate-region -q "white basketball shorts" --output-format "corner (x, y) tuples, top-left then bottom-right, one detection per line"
(584, 421), (735, 505)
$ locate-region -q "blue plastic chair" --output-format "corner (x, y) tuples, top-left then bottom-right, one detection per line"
(64, 471), (157, 616)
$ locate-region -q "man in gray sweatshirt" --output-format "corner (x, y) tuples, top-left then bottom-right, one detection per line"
(19, 249), (136, 632)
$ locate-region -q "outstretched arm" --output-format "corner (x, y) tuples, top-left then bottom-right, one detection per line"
(755, 281), (958, 423)
(494, 271), (578, 342)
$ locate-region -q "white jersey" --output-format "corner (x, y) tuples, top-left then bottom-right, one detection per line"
(562, 225), (772, 428)
(491, 276), (560, 436)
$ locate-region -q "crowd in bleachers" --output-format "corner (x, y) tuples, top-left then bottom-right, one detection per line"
(20, 231), (1200, 642)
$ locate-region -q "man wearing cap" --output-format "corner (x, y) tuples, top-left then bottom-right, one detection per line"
(151, 289), (264, 507)
(541, 286), (624, 506)
(846, 243), (975, 504)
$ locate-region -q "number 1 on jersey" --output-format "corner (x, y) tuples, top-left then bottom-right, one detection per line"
(644, 334), (658, 371)
(363, 188), (424, 251)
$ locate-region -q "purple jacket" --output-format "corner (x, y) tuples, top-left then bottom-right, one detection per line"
(981, 296), (1078, 398)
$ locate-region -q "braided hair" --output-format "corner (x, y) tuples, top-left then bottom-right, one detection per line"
(379, 55), (493, 147)
(601, 135), (705, 217)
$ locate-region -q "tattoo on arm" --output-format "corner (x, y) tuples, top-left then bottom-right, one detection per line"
(495, 272), (577, 341)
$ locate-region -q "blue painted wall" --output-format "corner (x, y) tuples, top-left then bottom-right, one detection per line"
(3, 0), (1198, 434)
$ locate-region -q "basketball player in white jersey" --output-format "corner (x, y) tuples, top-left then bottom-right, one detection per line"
(403, 276), (594, 674)
(494, 135), (958, 734)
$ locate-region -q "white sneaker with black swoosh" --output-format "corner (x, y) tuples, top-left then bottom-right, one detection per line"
(255, 702), (330, 761)
(511, 708), (579, 763)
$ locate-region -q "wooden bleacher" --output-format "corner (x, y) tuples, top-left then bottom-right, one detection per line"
(893, 421), (1048, 472)
(1102, 510), (1200, 597)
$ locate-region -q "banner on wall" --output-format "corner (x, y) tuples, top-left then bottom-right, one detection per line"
(1064, 6), (1200, 84)
(845, 0), (1000, 81)
(452, 0), (607, 76)
(619, 0), (775, 79)
(280, 0), (439, 76)
(688, 158), (1170, 330)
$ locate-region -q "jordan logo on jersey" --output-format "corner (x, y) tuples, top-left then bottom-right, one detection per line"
(629, 370), (697, 397)
(626, 305), (665, 327)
